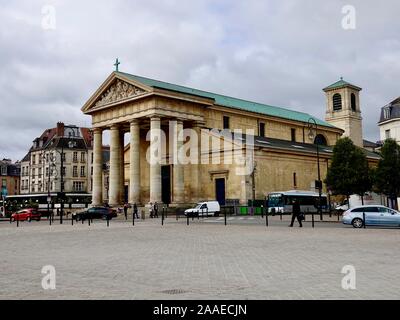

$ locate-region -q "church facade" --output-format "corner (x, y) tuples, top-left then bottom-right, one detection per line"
(82, 71), (379, 206)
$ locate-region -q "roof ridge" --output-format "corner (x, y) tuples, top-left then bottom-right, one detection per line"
(119, 71), (310, 113)
(116, 71), (336, 128)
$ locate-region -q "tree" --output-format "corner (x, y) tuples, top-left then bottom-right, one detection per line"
(325, 137), (372, 207)
(374, 139), (400, 209)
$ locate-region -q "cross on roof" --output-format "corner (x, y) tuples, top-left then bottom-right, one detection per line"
(114, 58), (121, 72)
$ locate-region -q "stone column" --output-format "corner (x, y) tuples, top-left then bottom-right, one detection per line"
(149, 117), (162, 203)
(172, 120), (184, 204)
(120, 130), (125, 203)
(92, 128), (103, 206)
(190, 122), (203, 203)
(109, 125), (121, 206)
(129, 120), (141, 204)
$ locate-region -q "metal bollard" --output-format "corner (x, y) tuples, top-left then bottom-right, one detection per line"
(88, 216), (91, 226)
(187, 214), (189, 226)
(107, 217), (110, 227)
(224, 208), (227, 226)
(71, 216), (74, 226)
(261, 205), (264, 218)
(162, 207), (164, 226)
(312, 212), (315, 228)
(280, 211), (282, 221)
(363, 211), (366, 229)
(132, 211), (135, 226)
(266, 208), (269, 227)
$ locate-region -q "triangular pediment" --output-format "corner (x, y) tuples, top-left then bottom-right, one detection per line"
(82, 72), (153, 113)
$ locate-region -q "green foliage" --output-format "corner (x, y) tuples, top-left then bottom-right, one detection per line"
(325, 137), (372, 197)
(374, 139), (400, 200)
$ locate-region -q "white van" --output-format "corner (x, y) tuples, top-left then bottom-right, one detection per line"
(184, 201), (221, 217)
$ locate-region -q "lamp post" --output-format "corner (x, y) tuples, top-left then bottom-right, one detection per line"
(42, 152), (57, 225)
(307, 118), (323, 220)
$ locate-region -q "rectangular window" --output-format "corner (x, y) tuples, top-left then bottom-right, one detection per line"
(73, 181), (84, 192)
(73, 166), (78, 177)
(38, 168), (42, 176)
(73, 152), (78, 163)
(385, 129), (391, 140)
(46, 167), (49, 177)
(259, 122), (265, 137)
(2, 179), (6, 187)
(91, 167), (93, 176)
(291, 128), (296, 142)
(62, 167), (66, 176)
(81, 152), (85, 163)
(223, 116), (230, 130)
(293, 173), (297, 188)
(91, 153), (94, 164)
(80, 166), (85, 177)
(32, 155), (36, 165)
(1, 166), (6, 176)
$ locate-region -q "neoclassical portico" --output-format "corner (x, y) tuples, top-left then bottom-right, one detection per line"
(82, 72), (205, 207)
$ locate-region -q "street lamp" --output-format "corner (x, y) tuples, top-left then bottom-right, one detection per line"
(307, 118), (323, 220)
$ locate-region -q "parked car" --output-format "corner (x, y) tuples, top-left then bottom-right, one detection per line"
(11, 208), (41, 222)
(342, 205), (400, 228)
(73, 207), (117, 221)
(184, 201), (221, 217)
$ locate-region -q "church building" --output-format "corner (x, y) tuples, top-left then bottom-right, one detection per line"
(81, 71), (379, 207)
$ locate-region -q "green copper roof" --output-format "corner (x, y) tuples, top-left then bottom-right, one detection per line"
(116, 71), (337, 129)
(323, 78), (361, 91)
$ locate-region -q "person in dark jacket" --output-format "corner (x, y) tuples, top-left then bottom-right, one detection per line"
(133, 203), (139, 219)
(289, 199), (303, 227)
(154, 202), (159, 218)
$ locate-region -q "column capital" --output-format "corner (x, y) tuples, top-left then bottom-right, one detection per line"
(193, 120), (206, 128)
(92, 127), (104, 134)
(149, 116), (161, 121)
(110, 124), (120, 131)
(130, 119), (140, 126)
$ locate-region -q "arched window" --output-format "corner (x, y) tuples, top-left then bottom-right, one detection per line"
(314, 134), (327, 146)
(351, 93), (357, 111)
(333, 93), (342, 111)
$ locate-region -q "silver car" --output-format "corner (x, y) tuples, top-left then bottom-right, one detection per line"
(342, 205), (400, 228)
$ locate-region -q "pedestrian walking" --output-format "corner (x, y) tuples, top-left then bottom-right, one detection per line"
(133, 203), (139, 219)
(289, 199), (303, 227)
(149, 202), (154, 218)
(154, 201), (159, 218)
(123, 203), (128, 220)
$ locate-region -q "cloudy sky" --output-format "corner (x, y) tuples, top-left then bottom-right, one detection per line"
(1, 0), (399, 161)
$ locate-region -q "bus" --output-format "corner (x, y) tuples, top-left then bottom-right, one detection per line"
(267, 190), (328, 214)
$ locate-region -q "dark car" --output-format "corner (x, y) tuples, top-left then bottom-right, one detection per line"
(73, 207), (117, 221)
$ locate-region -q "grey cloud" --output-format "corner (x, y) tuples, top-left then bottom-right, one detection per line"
(0, 0), (399, 161)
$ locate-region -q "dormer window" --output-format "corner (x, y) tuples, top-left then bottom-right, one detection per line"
(383, 107), (391, 119)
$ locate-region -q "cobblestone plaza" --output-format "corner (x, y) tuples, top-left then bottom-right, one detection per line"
(1, 217), (399, 300)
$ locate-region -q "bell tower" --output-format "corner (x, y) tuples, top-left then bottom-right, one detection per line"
(324, 78), (363, 147)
